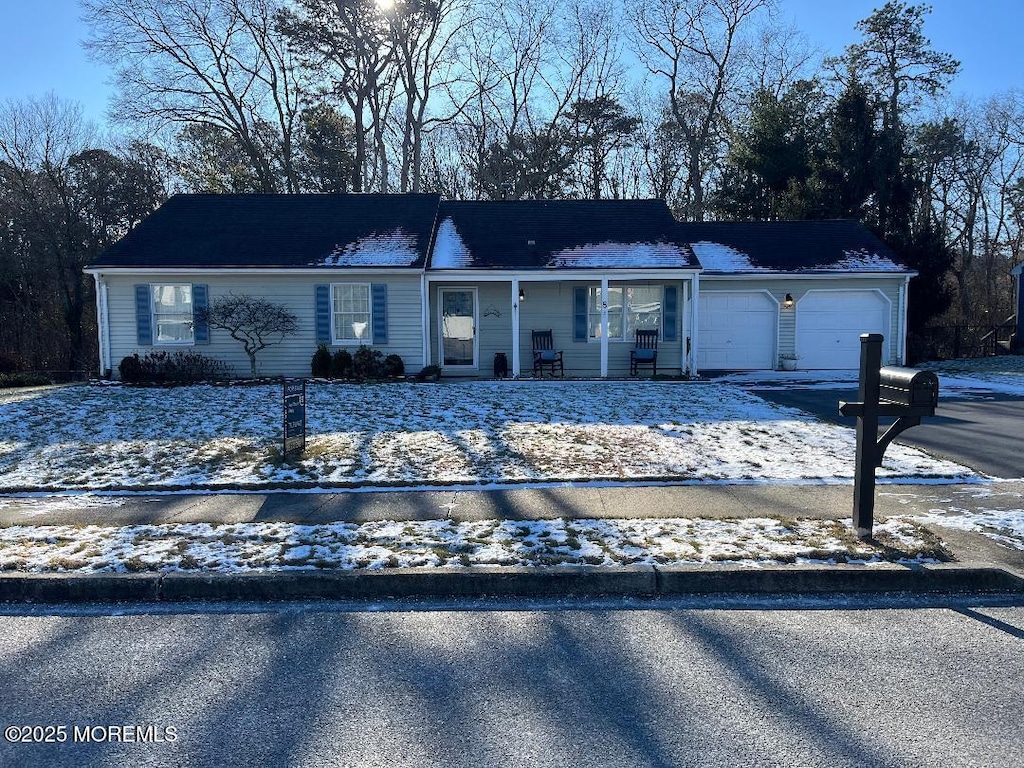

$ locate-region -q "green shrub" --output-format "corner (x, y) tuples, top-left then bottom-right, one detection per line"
(118, 351), (231, 385)
(352, 345), (383, 379)
(311, 344), (332, 378)
(0, 372), (51, 387)
(383, 354), (404, 378)
(416, 364), (441, 381)
(331, 348), (352, 378)
(119, 354), (144, 384)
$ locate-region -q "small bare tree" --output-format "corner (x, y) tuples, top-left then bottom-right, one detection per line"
(196, 294), (299, 377)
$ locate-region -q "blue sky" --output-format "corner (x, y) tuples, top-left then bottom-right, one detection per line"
(0, 0), (1020, 125)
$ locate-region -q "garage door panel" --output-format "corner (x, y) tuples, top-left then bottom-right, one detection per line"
(796, 291), (888, 369)
(698, 292), (776, 370)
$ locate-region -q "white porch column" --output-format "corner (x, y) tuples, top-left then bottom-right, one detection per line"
(420, 274), (430, 368)
(600, 276), (609, 377)
(511, 277), (521, 377)
(689, 275), (700, 376)
(93, 273), (108, 375)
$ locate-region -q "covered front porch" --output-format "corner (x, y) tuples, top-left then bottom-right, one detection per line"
(423, 271), (700, 378)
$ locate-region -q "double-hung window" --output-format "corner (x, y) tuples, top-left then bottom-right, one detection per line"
(332, 283), (371, 343)
(587, 284), (663, 340)
(152, 283), (194, 344)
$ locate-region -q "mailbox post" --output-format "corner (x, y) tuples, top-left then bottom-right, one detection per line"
(839, 334), (939, 539)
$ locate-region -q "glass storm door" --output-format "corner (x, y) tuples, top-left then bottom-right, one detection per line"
(440, 288), (477, 368)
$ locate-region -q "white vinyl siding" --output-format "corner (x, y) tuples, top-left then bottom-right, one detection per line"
(151, 283), (193, 345)
(104, 273), (424, 378)
(428, 280), (686, 377)
(332, 283), (371, 344)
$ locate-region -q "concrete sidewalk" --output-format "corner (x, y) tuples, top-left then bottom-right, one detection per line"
(1, 482), (1022, 602)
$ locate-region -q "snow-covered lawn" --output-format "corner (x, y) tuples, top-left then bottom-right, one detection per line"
(0, 516), (947, 573)
(0, 381), (970, 492)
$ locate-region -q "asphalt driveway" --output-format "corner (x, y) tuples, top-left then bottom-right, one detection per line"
(753, 388), (1024, 479)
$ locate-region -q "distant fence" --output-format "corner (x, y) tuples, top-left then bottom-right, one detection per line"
(909, 324), (1013, 363)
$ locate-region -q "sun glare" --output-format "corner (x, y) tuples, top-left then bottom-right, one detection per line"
(375, 0), (395, 10)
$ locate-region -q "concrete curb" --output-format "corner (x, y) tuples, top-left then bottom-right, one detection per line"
(0, 564), (1020, 603)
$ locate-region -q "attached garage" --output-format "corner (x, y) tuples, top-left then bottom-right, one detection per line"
(698, 291), (777, 369)
(796, 290), (889, 369)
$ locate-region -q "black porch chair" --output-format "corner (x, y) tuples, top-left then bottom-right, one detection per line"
(532, 330), (564, 377)
(630, 329), (659, 376)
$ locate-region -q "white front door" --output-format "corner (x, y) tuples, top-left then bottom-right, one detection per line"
(698, 291), (777, 370)
(797, 290), (889, 369)
(439, 288), (477, 369)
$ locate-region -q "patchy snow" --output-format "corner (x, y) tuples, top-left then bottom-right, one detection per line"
(691, 242), (906, 273)
(715, 357), (1024, 396)
(546, 242), (694, 269)
(818, 249), (905, 272)
(316, 228), (421, 267)
(691, 241), (771, 273)
(0, 381), (972, 493)
(921, 356), (1024, 397)
(910, 506), (1024, 551)
(0, 516), (945, 573)
(431, 217), (472, 268)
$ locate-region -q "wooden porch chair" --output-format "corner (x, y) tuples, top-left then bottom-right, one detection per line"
(630, 329), (659, 376)
(532, 330), (564, 377)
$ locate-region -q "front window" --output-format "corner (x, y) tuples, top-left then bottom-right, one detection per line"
(588, 285), (662, 340)
(152, 283), (194, 344)
(332, 283), (371, 343)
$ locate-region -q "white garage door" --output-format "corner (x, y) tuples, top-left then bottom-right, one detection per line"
(698, 292), (777, 370)
(796, 290), (888, 369)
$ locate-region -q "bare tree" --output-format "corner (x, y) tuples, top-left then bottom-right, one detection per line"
(628, 0), (772, 219)
(445, 0), (629, 199)
(279, 0), (397, 192)
(384, 0), (469, 192)
(925, 94), (1024, 324)
(0, 95), (167, 373)
(195, 294), (299, 378)
(83, 0), (305, 193)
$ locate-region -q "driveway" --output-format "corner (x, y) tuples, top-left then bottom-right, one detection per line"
(753, 388), (1024, 479)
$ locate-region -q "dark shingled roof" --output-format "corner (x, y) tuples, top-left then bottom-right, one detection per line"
(676, 219), (911, 274)
(430, 199), (699, 270)
(90, 193), (441, 269)
(90, 194), (910, 275)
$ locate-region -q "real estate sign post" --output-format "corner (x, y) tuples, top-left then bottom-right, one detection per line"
(283, 378), (306, 460)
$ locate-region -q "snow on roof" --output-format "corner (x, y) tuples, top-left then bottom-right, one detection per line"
(693, 242), (906, 273)
(317, 228), (421, 267)
(818, 249), (905, 272)
(546, 242), (694, 269)
(691, 241), (772, 272)
(431, 217), (472, 268)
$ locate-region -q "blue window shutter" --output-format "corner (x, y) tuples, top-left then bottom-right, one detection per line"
(372, 284), (388, 344)
(192, 284), (209, 345)
(315, 284), (331, 344)
(663, 285), (678, 341)
(573, 287), (588, 342)
(135, 284), (152, 345)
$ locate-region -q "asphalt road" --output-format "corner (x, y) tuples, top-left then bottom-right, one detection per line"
(754, 388), (1024, 479)
(1, 597), (1022, 768)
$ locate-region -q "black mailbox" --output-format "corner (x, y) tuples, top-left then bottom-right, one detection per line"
(878, 366), (939, 410)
